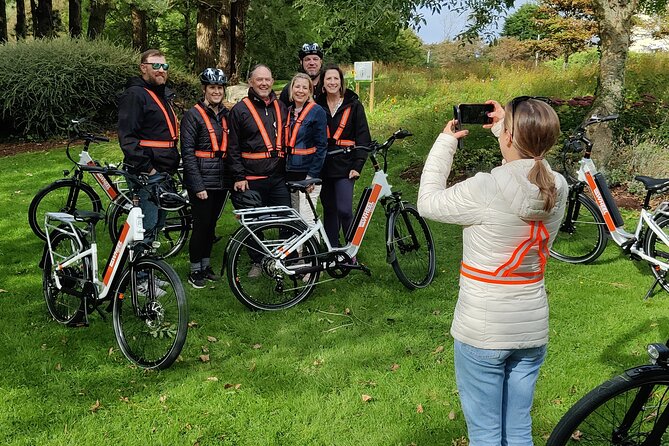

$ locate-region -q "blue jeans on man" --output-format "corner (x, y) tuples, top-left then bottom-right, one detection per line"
(454, 340), (547, 446)
(132, 172), (167, 245)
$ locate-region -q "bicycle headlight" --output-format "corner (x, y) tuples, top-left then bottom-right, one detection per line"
(647, 343), (669, 364)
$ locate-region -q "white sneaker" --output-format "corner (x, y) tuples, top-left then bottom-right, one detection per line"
(247, 263), (262, 279)
(137, 280), (167, 298)
(153, 277), (170, 288)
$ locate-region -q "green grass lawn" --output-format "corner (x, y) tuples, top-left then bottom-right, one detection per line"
(1, 63), (668, 445)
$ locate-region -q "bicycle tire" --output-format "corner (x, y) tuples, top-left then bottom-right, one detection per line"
(29, 179), (102, 241)
(550, 193), (608, 264)
(112, 258), (188, 370)
(42, 229), (88, 325)
(547, 365), (669, 445)
(226, 221), (320, 311)
(108, 198), (190, 259)
(388, 204), (436, 289)
(643, 216), (669, 294)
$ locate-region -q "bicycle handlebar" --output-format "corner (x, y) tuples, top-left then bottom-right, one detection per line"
(327, 128), (412, 157)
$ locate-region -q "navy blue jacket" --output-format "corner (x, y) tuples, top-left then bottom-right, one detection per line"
(285, 102), (328, 179)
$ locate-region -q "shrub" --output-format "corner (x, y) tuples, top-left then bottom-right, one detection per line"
(0, 38), (199, 140)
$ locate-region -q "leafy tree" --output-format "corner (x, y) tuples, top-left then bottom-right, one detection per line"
(502, 3), (541, 40)
(534, 0), (596, 66)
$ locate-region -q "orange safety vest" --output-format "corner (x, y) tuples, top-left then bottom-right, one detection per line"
(192, 104), (228, 158)
(240, 98), (283, 159)
(327, 106), (355, 147)
(284, 101), (318, 156)
(139, 88), (179, 149)
(460, 221), (550, 285)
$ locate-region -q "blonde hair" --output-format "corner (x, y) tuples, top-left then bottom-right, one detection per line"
(504, 99), (561, 211)
(288, 73), (314, 102)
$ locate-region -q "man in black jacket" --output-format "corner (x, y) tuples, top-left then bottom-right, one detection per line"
(279, 43), (324, 106)
(118, 49), (179, 245)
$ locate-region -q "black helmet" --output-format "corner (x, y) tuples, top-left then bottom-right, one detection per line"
(200, 68), (228, 86)
(231, 189), (263, 210)
(298, 43), (323, 60)
(153, 177), (188, 211)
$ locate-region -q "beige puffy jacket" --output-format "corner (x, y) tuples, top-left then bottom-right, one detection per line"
(418, 132), (568, 350)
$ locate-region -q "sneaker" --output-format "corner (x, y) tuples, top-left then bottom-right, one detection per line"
(248, 263), (262, 278)
(188, 270), (206, 289)
(153, 277), (170, 288)
(137, 280), (167, 298)
(202, 266), (220, 282)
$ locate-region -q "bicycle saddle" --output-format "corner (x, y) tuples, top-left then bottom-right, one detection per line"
(286, 178), (322, 192)
(634, 175), (669, 193)
(73, 210), (105, 224)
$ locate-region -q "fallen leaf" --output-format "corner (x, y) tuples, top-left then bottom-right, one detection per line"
(432, 309), (441, 315)
(108, 347), (114, 356)
(188, 321), (199, 328)
(344, 308), (351, 315)
(26, 173), (33, 177)
(159, 395), (167, 404)
(448, 410), (456, 420)
(361, 394), (373, 402)
(14, 190), (21, 194)
(200, 354), (210, 362)
(390, 363), (400, 371)
(417, 404), (424, 413)
(249, 362), (256, 372)
(90, 400), (101, 412)
(184, 423), (192, 430)
(571, 430), (582, 441)
(552, 398), (563, 405)
(206, 376), (218, 382)
(0, 289), (7, 293)
(207, 336), (218, 343)
(433, 345), (445, 354)
(252, 343), (262, 349)
(201, 345), (210, 354)
(313, 358), (324, 366)
(224, 383), (234, 389)
(119, 396), (129, 403)
(55, 363), (62, 371)
(235, 383), (241, 390)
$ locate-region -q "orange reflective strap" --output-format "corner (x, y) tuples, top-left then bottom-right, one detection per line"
(144, 88), (178, 141)
(139, 140), (175, 148)
(241, 152), (272, 160)
(245, 175), (268, 180)
(335, 139), (355, 147)
(242, 98), (283, 153)
(460, 221), (549, 285)
(285, 101), (317, 149)
(193, 104), (228, 155)
(332, 107), (351, 141)
(291, 147), (316, 155)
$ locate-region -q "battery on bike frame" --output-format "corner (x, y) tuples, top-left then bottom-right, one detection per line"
(594, 172), (625, 228)
(346, 186), (373, 243)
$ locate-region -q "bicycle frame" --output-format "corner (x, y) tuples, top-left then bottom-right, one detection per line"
(44, 205), (145, 300)
(75, 149), (125, 202)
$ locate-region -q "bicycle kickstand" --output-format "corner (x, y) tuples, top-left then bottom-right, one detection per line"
(644, 278), (660, 300)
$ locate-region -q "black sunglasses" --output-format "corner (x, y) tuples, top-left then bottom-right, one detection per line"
(142, 62), (170, 71)
(509, 96), (553, 137)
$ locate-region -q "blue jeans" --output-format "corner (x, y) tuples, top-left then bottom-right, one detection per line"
(131, 173), (167, 244)
(454, 340), (546, 446)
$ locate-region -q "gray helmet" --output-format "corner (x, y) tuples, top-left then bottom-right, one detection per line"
(200, 68), (228, 86)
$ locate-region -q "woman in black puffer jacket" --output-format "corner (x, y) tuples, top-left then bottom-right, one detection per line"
(180, 68), (231, 289)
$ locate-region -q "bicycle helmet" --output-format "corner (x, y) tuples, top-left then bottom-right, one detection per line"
(200, 68), (228, 86)
(298, 43), (324, 60)
(154, 177), (188, 211)
(231, 189), (263, 209)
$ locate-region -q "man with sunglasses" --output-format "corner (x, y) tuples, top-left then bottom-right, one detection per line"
(279, 43), (324, 106)
(118, 48), (180, 245)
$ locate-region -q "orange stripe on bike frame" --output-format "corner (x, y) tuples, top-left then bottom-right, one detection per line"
(584, 171), (617, 231)
(351, 183), (382, 246)
(103, 222), (129, 286)
(86, 160), (119, 200)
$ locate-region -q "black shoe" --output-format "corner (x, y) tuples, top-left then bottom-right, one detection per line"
(202, 266), (220, 282)
(188, 270), (206, 289)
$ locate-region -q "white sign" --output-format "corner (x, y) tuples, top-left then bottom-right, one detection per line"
(354, 61), (374, 82)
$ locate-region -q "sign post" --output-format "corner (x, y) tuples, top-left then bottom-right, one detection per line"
(354, 61), (375, 112)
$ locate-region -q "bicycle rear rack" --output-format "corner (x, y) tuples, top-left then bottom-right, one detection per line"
(233, 205), (303, 227)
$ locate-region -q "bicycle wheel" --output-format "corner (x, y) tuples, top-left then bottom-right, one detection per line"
(29, 179), (102, 241)
(550, 193), (608, 264)
(547, 366), (669, 445)
(112, 258), (188, 369)
(226, 221), (320, 311)
(388, 204), (436, 289)
(644, 216), (669, 294)
(42, 230), (88, 325)
(108, 199), (190, 259)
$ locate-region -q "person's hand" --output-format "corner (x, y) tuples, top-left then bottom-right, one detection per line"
(442, 119), (469, 139)
(234, 180), (248, 192)
(483, 100), (505, 129)
(349, 170), (360, 180)
(196, 190), (208, 200)
(147, 168), (158, 176)
(305, 176), (315, 193)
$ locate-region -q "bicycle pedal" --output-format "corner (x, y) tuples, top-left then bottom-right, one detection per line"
(620, 237), (637, 254)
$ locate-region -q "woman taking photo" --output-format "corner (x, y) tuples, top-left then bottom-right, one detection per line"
(284, 73), (327, 223)
(418, 98), (568, 445)
(180, 68), (231, 289)
(316, 64), (371, 248)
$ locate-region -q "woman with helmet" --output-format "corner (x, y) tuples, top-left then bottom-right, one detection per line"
(180, 68), (231, 289)
(316, 64), (371, 249)
(417, 98), (568, 445)
(284, 73), (327, 226)
(279, 43), (325, 106)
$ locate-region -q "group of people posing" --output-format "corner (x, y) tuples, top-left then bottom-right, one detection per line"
(118, 43), (370, 288)
(119, 44), (570, 446)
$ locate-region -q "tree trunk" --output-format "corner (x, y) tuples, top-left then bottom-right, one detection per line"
(589, 0), (638, 171)
(29, 0), (39, 37)
(69, 0), (82, 37)
(218, 0), (232, 76)
(130, 5), (147, 50)
(87, 0), (109, 39)
(230, 0), (249, 81)
(182, 6), (193, 70)
(196, 1), (217, 73)
(16, 0), (27, 39)
(34, 0), (54, 38)
(0, 0), (8, 43)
